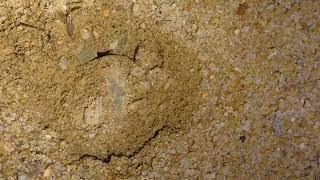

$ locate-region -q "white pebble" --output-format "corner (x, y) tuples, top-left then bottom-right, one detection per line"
(18, 174), (29, 180)
(132, 3), (141, 17)
(109, 39), (119, 50)
(81, 29), (91, 40)
(58, 57), (68, 70)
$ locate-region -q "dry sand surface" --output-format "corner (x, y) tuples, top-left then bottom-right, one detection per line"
(0, 0), (319, 179)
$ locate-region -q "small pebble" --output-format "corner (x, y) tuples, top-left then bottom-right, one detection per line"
(43, 168), (51, 177)
(109, 40), (119, 50)
(132, 3), (141, 17)
(58, 57), (68, 70)
(80, 29), (91, 40)
(272, 110), (282, 136)
(234, 29), (240, 36)
(101, 9), (110, 17)
(18, 174), (29, 180)
(77, 45), (98, 64)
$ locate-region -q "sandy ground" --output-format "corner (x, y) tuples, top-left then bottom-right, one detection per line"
(0, 0), (319, 179)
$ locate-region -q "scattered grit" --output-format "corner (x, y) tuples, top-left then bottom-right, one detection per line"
(0, 0), (319, 179)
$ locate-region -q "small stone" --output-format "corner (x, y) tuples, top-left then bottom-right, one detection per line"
(109, 35), (128, 54)
(132, 3), (141, 17)
(109, 39), (119, 50)
(298, 143), (306, 151)
(88, 133), (95, 138)
(272, 110), (282, 136)
(58, 57), (68, 70)
(164, 80), (172, 90)
(60, 141), (67, 147)
(234, 29), (240, 36)
(80, 29), (91, 40)
(43, 167), (51, 177)
(255, 78), (262, 85)
(61, 5), (69, 15)
(18, 174), (29, 180)
(241, 120), (251, 131)
(180, 158), (193, 169)
(93, 30), (100, 39)
(233, 67), (242, 73)
(140, 22), (146, 29)
(101, 9), (110, 17)
(191, 24), (198, 31)
(77, 45), (98, 64)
